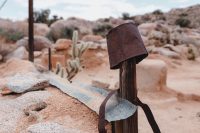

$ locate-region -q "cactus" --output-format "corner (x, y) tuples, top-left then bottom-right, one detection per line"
(53, 30), (88, 81)
(72, 30), (89, 59)
(54, 62), (61, 74)
(66, 30), (88, 81)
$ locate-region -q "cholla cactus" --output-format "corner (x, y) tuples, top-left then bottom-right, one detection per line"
(53, 31), (88, 81)
(72, 31), (88, 59)
(54, 62), (61, 74)
(66, 30), (88, 80)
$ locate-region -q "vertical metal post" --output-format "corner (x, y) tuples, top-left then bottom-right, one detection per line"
(48, 48), (52, 71)
(115, 58), (138, 133)
(28, 0), (34, 62)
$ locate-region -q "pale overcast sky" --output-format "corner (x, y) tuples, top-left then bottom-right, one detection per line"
(0, 0), (199, 21)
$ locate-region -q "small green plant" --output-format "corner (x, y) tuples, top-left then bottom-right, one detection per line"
(179, 13), (188, 17)
(187, 47), (195, 60)
(0, 28), (24, 42)
(175, 18), (191, 28)
(152, 9), (163, 15)
(61, 27), (79, 40)
(93, 24), (113, 37)
(33, 9), (63, 26)
(122, 12), (130, 20)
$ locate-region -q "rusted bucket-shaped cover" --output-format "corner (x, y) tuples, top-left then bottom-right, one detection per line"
(106, 22), (148, 69)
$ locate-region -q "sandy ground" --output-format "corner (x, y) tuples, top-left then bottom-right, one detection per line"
(0, 54), (200, 133)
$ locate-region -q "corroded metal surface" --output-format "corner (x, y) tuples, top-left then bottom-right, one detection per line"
(106, 22), (148, 69)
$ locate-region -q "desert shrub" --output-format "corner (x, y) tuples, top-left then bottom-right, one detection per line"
(187, 47), (195, 60)
(33, 9), (63, 26)
(122, 12), (131, 20)
(61, 27), (79, 39)
(34, 9), (50, 25)
(175, 18), (191, 27)
(152, 9), (163, 15)
(93, 24), (113, 37)
(0, 28), (24, 42)
(47, 26), (79, 42)
(179, 13), (188, 17)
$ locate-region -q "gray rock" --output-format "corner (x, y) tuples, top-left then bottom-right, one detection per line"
(6, 72), (49, 93)
(24, 122), (82, 133)
(17, 36), (53, 51)
(152, 47), (181, 59)
(0, 91), (51, 133)
(4, 46), (28, 60)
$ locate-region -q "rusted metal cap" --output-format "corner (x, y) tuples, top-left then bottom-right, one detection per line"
(106, 22), (148, 69)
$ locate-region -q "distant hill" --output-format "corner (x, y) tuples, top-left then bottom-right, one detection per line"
(131, 4), (200, 28)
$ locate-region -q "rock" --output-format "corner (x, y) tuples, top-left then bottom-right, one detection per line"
(138, 23), (158, 36)
(82, 35), (103, 42)
(50, 17), (94, 40)
(4, 46), (28, 60)
(17, 36), (53, 51)
(137, 59), (167, 91)
(0, 58), (38, 78)
(0, 87), (13, 95)
(181, 34), (200, 48)
(54, 39), (72, 50)
(0, 43), (17, 56)
(148, 30), (168, 46)
(24, 122), (82, 133)
(34, 51), (42, 58)
(0, 91), (51, 133)
(0, 19), (50, 37)
(141, 36), (149, 46)
(23, 102), (47, 122)
(5, 72), (49, 93)
(152, 47), (181, 59)
(163, 44), (182, 53)
(41, 54), (66, 69)
(34, 23), (50, 36)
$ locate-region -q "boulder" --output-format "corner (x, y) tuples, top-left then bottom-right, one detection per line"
(109, 59), (167, 92)
(181, 34), (200, 48)
(25, 122), (82, 133)
(4, 46), (28, 60)
(34, 51), (42, 58)
(0, 91), (51, 133)
(152, 47), (181, 59)
(138, 23), (158, 36)
(0, 19), (50, 36)
(50, 17), (94, 40)
(54, 39), (72, 50)
(34, 23), (50, 36)
(137, 59), (167, 91)
(0, 43), (17, 56)
(0, 58), (38, 78)
(41, 54), (66, 69)
(5, 72), (49, 93)
(82, 35), (103, 42)
(17, 36), (53, 51)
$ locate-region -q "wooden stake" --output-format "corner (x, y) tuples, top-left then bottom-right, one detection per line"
(28, 0), (34, 62)
(115, 58), (138, 133)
